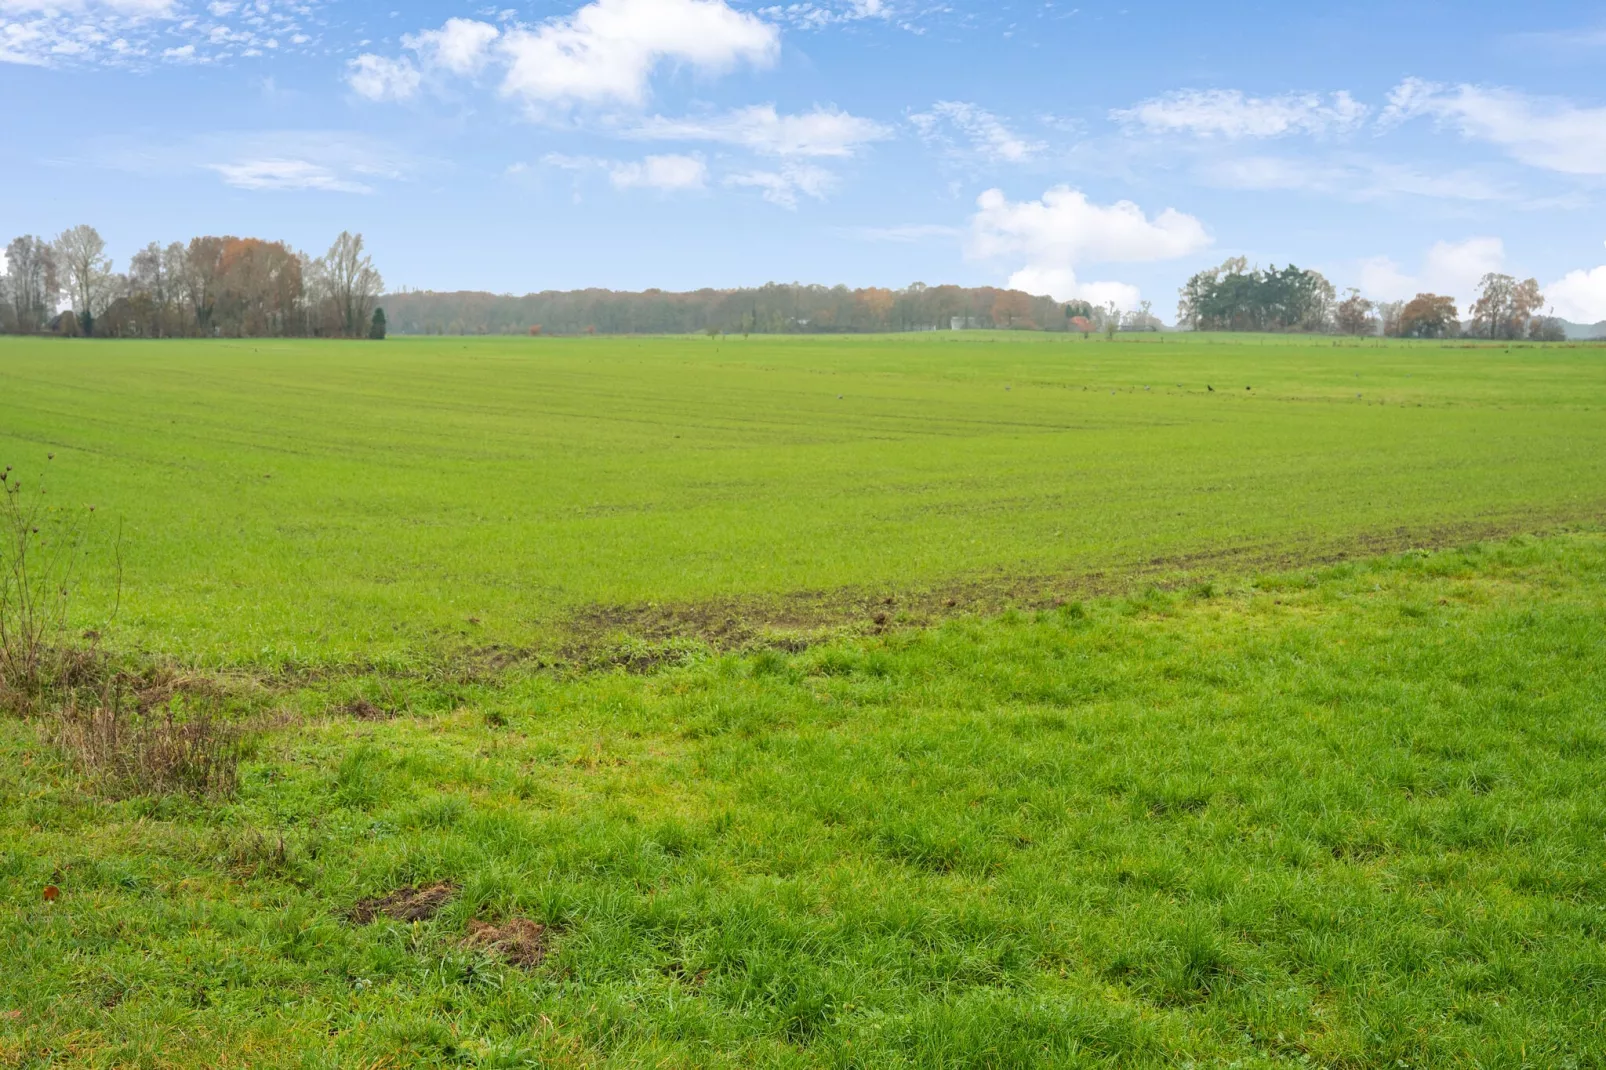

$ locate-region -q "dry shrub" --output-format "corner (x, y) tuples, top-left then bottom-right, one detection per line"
(55, 696), (242, 798)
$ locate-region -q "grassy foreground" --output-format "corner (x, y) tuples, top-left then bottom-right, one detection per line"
(1, 332), (1603, 665)
(4, 531), (1605, 1067)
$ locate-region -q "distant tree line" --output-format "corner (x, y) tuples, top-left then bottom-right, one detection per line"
(1179, 257), (1567, 341)
(380, 283), (1163, 337)
(1, 226), (387, 339)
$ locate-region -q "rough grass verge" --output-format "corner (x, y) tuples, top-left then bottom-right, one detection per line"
(51, 695), (243, 798)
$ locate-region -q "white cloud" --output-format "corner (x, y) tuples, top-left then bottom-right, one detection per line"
(0, 21), (49, 64)
(1007, 267), (1141, 311)
(208, 158), (373, 193)
(1380, 77), (1606, 176)
(1112, 89), (1367, 139)
(1357, 237), (1504, 304)
(347, 53), (421, 101)
(404, 16), (498, 75)
(628, 103), (888, 156)
(910, 100), (1043, 163)
(609, 152), (707, 190)
(497, 0), (777, 109)
(968, 186), (1209, 308)
(1547, 245), (1606, 323)
(361, 0), (778, 113)
(725, 163), (833, 207)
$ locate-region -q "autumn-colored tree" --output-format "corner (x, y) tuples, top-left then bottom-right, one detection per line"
(217, 238), (303, 336)
(1529, 316), (1566, 342)
(991, 290), (1036, 329)
(1397, 294), (1459, 339)
(854, 286), (895, 330)
(1069, 315), (1093, 335)
(1467, 273), (1543, 341)
(1334, 288), (1376, 336)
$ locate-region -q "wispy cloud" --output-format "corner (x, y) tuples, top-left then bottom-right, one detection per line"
(1197, 154), (1515, 202)
(756, 0), (895, 30)
(841, 223), (962, 243)
(0, 0), (319, 68)
(627, 104), (890, 157)
(725, 163), (834, 208)
(1112, 89), (1368, 139)
(541, 151), (709, 192)
(1379, 78), (1606, 176)
(910, 101), (1044, 163)
(208, 158), (373, 193)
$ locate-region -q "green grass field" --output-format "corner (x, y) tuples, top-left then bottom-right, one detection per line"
(2, 333), (1605, 1068)
(0, 332), (1602, 666)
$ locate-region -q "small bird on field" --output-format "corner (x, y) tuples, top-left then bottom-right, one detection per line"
(1207, 385), (1214, 392)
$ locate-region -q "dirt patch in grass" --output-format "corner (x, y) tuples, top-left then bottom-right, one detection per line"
(556, 511), (1604, 663)
(335, 697), (394, 721)
(462, 917), (547, 968)
(349, 881), (457, 924)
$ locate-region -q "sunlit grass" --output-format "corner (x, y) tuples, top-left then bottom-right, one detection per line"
(0, 332), (1602, 666)
(3, 533), (1604, 1067)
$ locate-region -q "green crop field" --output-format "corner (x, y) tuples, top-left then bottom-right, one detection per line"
(0, 332), (1603, 666)
(2, 333), (1606, 1068)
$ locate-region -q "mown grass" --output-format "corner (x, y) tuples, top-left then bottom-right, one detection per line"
(0, 332), (1602, 667)
(3, 532), (1604, 1067)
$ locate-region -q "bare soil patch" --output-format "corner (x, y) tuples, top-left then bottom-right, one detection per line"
(462, 917), (547, 968)
(335, 697), (394, 720)
(349, 881), (457, 924)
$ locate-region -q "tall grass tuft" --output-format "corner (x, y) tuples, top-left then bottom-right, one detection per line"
(54, 694), (242, 798)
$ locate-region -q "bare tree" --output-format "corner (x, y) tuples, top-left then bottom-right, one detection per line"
(53, 225), (113, 329)
(182, 236), (227, 335)
(318, 231), (384, 337)
(1378, 300), (1405, 338)
(3, 236), (59, 333)
(129, 241), (180, 336)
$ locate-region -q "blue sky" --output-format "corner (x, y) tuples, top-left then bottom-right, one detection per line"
(4, 0), (1606, 321)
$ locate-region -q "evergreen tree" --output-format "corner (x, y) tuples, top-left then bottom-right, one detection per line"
(369, 307), (387, 340)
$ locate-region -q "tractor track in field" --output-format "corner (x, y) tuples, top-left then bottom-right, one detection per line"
(59, 511), (1604, 694)
(551, 509), (1606, 671)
